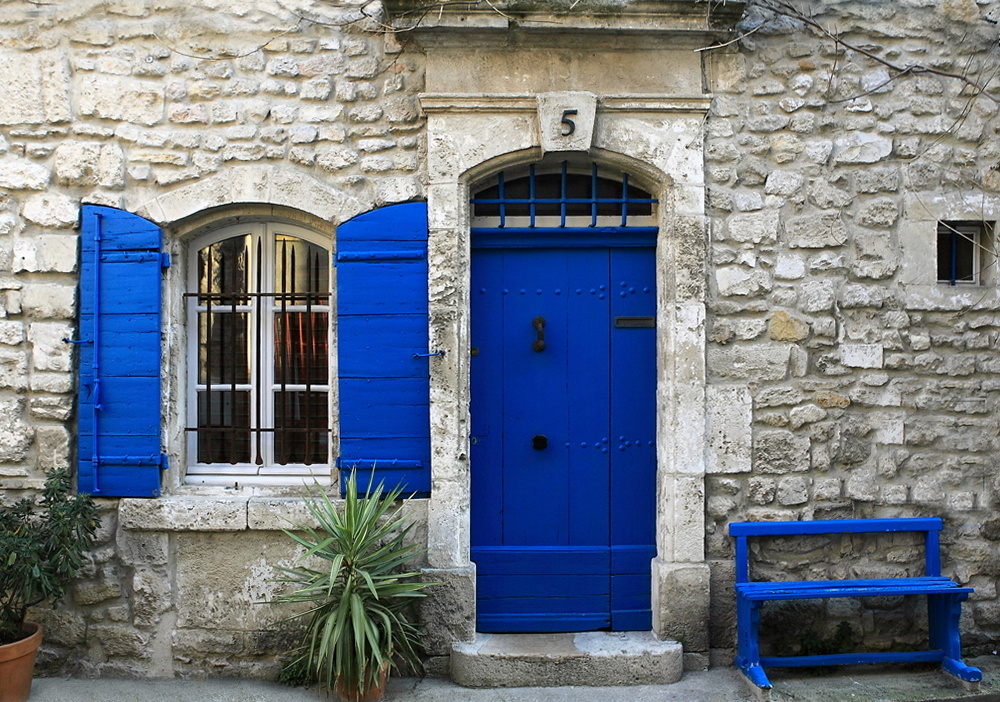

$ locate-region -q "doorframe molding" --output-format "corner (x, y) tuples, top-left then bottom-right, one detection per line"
(421, 93), (711, 661)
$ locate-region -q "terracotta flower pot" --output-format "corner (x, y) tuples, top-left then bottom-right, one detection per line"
(0, 622), (42, 702)
(333, 660), (390, 702)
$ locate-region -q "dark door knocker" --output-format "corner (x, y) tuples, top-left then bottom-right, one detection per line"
(532, 315), (546, 352)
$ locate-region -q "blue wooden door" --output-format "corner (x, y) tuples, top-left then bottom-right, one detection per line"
(471, 245), (656, 632)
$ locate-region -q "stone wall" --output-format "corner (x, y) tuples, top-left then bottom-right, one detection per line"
(1, 0), (1000, 682)
(703, 0), (1000, 656)
(0, 0), (423, 488)
(0, 0), (429, 679)
(28, 496), (428, 678)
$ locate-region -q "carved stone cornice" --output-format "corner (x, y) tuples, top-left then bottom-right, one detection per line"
(419, 93), (713, 115)
(386, 0), (745, 46)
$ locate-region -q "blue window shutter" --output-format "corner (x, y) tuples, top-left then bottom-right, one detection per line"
(78, 205), (166, 498)
(336, 202), (431, 496)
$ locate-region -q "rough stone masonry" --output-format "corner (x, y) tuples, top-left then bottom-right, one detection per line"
(0, 0), (996, 681)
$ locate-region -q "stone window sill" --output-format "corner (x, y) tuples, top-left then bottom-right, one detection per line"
(119, 495), (428, 532)
(903, 284), (1000, 311)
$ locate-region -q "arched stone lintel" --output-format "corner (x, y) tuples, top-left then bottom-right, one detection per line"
(133, 165), (369, 228)
(462, 146), (673, 197)
(167, 203), (337, 243)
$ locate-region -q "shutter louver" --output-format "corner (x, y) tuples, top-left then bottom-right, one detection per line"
(78, 205), (166, 497)
(336, 203), (431, 496)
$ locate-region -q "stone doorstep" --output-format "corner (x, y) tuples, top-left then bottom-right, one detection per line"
(450, 632), (684, 688)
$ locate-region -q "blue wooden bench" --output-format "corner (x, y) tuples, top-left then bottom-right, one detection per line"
(729, 517), (983, 691)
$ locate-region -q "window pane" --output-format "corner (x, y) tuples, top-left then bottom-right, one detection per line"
(275, 235), (330, 305)
(274, 312), (328, 386)
(274, 391), (329, 465)
(189, 227), (331, 476)
(937, 222), (980, 283)
(197, 390), (251, 464)
(198, 235), (250, 303)
(198, 312), (250, 385)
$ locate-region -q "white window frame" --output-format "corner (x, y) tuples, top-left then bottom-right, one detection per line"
(936, 220), (991, 286)
(184, 221), (333, 487)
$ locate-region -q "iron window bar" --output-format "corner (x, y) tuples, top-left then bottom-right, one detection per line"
(951, 227), (958, 285)
(471, 161), (657, 229)
(187, 234), (330, 469)
(937, 221), (988, 286)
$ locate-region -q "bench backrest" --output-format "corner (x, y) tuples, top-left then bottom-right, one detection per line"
(728, 517), (943, 583)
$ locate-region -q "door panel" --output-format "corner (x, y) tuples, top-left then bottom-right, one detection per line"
(609, 248), (657, 629)
(471, 245), (654, 633)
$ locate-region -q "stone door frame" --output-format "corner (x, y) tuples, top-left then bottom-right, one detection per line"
(421, 93), (714, 657)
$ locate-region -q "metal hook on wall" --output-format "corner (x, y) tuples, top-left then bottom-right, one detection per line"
(413, 350), (446, 359)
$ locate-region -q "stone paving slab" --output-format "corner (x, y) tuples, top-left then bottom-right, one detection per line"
(767, 655), (1000, 702)
(27, 655), (999, 702)
(29, 668), (753, 702)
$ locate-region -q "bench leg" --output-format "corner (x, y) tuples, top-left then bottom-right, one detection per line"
(928, 593), (982, 685)
(735, 596), (773, 690)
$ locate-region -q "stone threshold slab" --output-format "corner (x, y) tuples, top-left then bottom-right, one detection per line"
(451, 631), (683, 688)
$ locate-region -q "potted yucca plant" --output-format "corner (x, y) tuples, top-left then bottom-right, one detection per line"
(0, 468), (98, 702)
(271, 472), (433, 702)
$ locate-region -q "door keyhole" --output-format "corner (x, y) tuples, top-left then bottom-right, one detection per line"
(532, 435), (548, 450)
(532, 315), (546, 352)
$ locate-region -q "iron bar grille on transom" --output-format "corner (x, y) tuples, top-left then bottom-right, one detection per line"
(471, 160), (657, 230)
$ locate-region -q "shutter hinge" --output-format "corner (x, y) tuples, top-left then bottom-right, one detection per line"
(161, 252), (171, 268)
(101, 251), (161, 263)
(160, 453), (169, 471)
(97, 455), (163, 466)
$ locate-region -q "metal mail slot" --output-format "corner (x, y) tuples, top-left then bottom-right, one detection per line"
(614, 316), (655, 328)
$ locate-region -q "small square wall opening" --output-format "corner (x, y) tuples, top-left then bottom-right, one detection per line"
(937, 220), (993, 286)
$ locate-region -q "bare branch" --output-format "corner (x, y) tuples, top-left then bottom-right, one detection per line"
(695, 22), (765, 53)
(753, 0), (1000, 103)
(152, 21), (303, 61)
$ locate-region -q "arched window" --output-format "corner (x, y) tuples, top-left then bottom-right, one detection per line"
(471, 158), (656, 230)
(185, 222), (331, 484)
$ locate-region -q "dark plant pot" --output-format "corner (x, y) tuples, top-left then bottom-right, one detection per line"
(333, 660), (390, 702)
(0, 622), (42, 702)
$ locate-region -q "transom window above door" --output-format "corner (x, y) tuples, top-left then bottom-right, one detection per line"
(471, 157), (657, 231)
(185, 223), (331, 485)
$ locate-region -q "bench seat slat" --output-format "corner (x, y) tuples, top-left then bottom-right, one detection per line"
(738, 576), (955, 589)
(728, 517), (942, 537)
(737, 579), (972, 601)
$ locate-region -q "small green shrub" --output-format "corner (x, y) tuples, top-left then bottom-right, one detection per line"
(0, 468), (98, 645)
(275, 654), (316, 687)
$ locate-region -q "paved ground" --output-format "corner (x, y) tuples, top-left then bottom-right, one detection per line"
(28, 654), (1000, 702)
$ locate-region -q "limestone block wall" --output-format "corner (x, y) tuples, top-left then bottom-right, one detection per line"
(0, 0), (430, 679)
(2, 0), (1000, 681)
(702, 0), (1000, 656)
(0, 0), (423, 488)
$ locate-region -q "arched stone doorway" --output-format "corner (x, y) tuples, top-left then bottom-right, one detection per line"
(420, 92), (712, 659)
